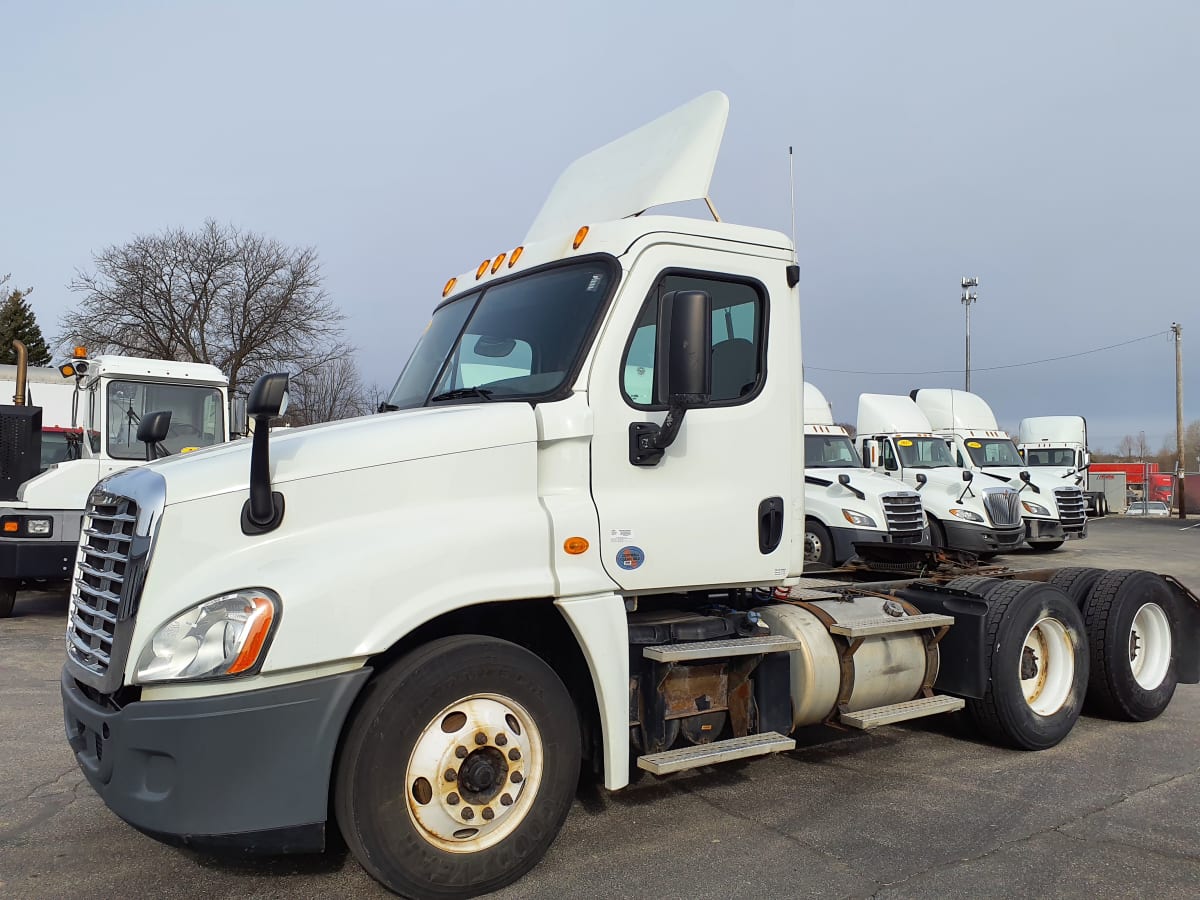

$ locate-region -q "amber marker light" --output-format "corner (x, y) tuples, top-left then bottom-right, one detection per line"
(572, 226), (589, 249)
(2, 521), (18, 533)
(226, 595), (277, 675)
(59, 363), (75, 378)
(73, 346), (87, 358)
(476, 260), (491, 280)
(442, 277), (457, 298)
(508, 246), (524, 267)
(564, 537), (589, 555)
(490, 252), (507, 273)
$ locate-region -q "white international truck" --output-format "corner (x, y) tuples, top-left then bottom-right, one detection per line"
(0, 350), (230, 616)
(1017, 415), (1115, 516)
(59, 93), (1200, 900)
(855, 393), (1027, 556)
(802, 383), (927, 565)
(912, 389), (1088, 552)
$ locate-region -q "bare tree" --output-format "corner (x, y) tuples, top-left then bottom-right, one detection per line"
(1118, 434), (1136, 459)
(285, 356), (377, 426)
(61, 221), (347, 396)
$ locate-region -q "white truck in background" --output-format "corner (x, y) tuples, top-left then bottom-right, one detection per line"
(57, 92), (1200, 900)
(0, 351), (230, 617)
(856, 393), (1026, 556)
(802, 383), (926, 566)
(1017, 415), (1114, 516)
(2, 361), (79, 468)
(912, 390), (1087, 552)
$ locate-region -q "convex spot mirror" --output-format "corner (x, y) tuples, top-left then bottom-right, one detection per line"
(248, 373), (289, 419)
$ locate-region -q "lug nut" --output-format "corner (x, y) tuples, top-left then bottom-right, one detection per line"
(455, 746), (468, 759)
(461, 807), (475, 821)
(475, 732), (488, 745)
(444, 769), (457, 782)
(495, 733), (508, 746)
(447, 793), (460, 806)
(500, 794), (513, 806)
(508, 748), (521, 761)
(511, 771), (523, 784)
(482, 807), (495, 821)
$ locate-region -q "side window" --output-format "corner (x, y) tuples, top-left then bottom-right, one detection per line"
(622, 272), (766, 407)
(881, 440), (898, 471)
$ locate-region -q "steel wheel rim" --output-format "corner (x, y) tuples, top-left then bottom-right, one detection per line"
(1020, 617), (1074, 715)
(803, 530), (823, 562)
(1129, 602), (1172, 690)
(406, 693), (543, 853)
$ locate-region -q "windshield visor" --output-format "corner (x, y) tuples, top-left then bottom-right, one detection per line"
(805, 434), (863, 468)
(387, 259), (616, 409)
(965, 438), (1023, 467)
(895, 437), (955, 468)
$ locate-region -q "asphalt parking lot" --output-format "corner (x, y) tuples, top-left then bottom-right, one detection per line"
(2, 515), (1199, 899)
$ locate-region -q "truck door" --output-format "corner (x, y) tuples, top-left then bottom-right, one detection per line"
(588, 246), (797, 590)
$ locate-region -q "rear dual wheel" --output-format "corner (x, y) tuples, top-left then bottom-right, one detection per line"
(0, 580), (16, 618)
(1082, 570), (1178, 721)
(967, 581), (1088, 750)
(335, 635), (581, 899)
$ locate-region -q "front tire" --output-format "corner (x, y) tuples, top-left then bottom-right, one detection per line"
(335, 635), (581, 899)
(1082, 570), (1179, 721)
(966, 581), (1088, 750)
(803, 519), (835, 567)
(0, 580), (16, 618)
(928, 517), (947, 551)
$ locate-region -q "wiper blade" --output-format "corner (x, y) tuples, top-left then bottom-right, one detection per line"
(429, 387), (494, 403)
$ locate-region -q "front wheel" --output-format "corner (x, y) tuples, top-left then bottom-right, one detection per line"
(966, 581), (1088, 750)
(0, 580), (16, 618)
(803, 519), (835, 567)
(335, 635), (581, 899)
(1082, 570), (1179, 721)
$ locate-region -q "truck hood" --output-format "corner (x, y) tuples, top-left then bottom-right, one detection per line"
(145, 404), (540, 506)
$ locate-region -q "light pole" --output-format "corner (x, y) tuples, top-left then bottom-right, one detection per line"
(961, 277), (979, 391)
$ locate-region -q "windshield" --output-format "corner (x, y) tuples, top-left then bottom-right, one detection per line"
(805, 434), (863, 468)
(387, 259), (616, 410)
(1023, 448), (1078, 467)
(106, 380), (226, 459)
(965, 438), (1023, 467)
(895, 436), (955, 469)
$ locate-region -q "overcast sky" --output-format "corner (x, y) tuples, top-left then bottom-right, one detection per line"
(3, 1), (1196, 454)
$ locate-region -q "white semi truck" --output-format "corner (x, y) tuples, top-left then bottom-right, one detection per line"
(912, 389), (1087, 552)
(59, 93), (1200, 900)
(1017, 415), (1113, 516)
(802, 383), (927, 565)
(856, 393), (1027, 556)
(0, 350), (230, 616)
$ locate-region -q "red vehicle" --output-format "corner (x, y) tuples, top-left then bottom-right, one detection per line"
(1091, 463), (1174, 505)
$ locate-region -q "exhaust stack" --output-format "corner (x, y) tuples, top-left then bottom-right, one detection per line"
(12, 339), (27, 405)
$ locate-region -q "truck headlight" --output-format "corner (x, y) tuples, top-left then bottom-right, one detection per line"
(26, 518), (52, 536)
(1, 515), (52, 537)
(841, 509), (877, 528)
(136, 589), (280, 683)
(1021, 501), (1051, 516)
(948, 508), (984, 523)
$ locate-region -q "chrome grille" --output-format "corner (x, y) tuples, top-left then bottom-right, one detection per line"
(66, 496), (137, 677)
(1054, 487), (1087, 533)
(982, 487), (1022, 527)
(881, 492), (925, 543)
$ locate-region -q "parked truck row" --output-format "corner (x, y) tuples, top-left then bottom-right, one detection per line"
(28, 92), (1200, 900)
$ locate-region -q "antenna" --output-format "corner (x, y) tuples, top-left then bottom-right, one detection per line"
(788, 146), (798, 264)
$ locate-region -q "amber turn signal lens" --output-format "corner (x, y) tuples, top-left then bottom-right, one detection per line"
(59, 364), (75, 377)
(442, 277), (457, 298)
(490, 252), (507, 274)
(226, 595), (277, 675)
(508, 246), (524, 267)
(476, 260), (491, 280)
(572, 226), (589, 249)
(563, 537), (589, 555)
(2, 521), (17, 533)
